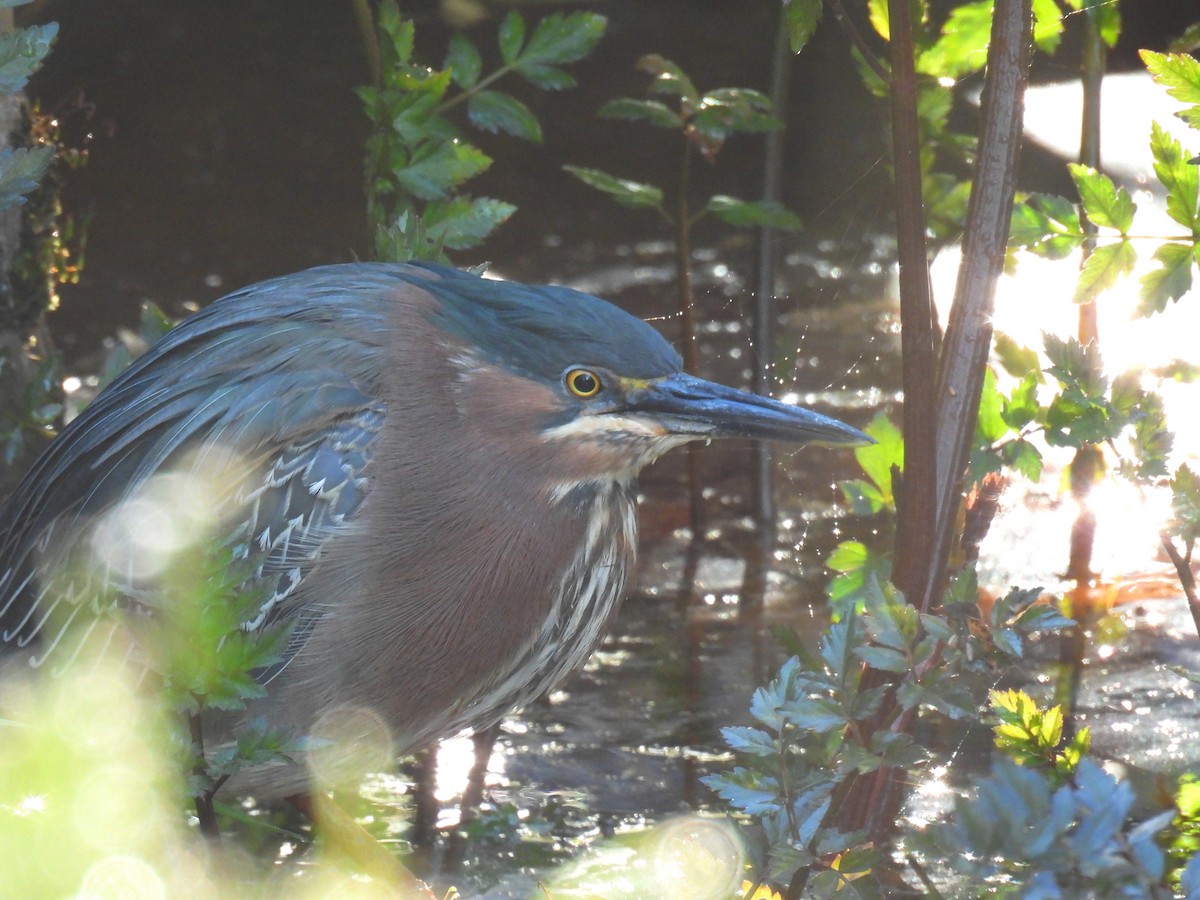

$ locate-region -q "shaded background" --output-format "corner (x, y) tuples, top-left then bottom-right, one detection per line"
(27, 0), (1195, 367)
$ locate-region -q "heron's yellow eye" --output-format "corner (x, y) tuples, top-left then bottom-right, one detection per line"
(565, 368), (602, 398)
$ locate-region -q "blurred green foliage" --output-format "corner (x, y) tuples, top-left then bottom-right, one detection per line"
(359, 1), (605, 261)
(706, 1), (1200, 895)
(565, 54), (803, 235)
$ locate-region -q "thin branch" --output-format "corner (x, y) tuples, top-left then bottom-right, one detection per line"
(351, 0), (381, 87)
(674, 138), (706, 541)
(825, 0), (891, 86)
(837, 0), (1035, 845)
(929, 0), (1033, 608)
(752, 5), (793, 541)
(1160, 533), (1200, 638)
(886, 0), (938, 613)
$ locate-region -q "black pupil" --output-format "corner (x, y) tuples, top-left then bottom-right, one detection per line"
(573, 371), (598, 394)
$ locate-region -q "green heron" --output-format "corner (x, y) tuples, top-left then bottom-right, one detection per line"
(0, 262), (866, 796)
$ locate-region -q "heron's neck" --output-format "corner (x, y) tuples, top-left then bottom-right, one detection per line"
(447, 476), (638, 733)
(547, 472), (637, 512)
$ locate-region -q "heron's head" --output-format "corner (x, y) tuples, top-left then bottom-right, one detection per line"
(411, 264), (869, 492)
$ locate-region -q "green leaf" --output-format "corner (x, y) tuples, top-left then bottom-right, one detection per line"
(1031, 0), (1065, 53)
(994, 333), (1041, 380)
(780, 695), (848, 732)
(853, 413), (903, 504)
(636, 54), (699, 105)
(498, 11), (526, 65)
(1138, 242), (1196, 315)
(783, 0), (823, 54)
(393, 141), (492, 200)
(1086, 0), (1121, 47)
(1073, 239), (1136, 304)
(1068, 164), (1135, 233)
(0, 146), (51, 211)
(1044, 333), (1105, 397)
(1142, 50), (1200, 112)
(826, 541), (892, 614)
(917, 0), (992, 78)
(0, 22), (56, 94)
(1002, 439), (1043, 481)
(1170, 22), (1200, 54)
(1127, 389), (1173, 480)
(379, 4), (414, 65)
(423, 195), (516, 250)
(1148, 120), (1199, 231)
(855, 645), (909, 673)
(519, 12), (606, 67)
(692, 87), (780, 137)
(518, 65), (576, 91)
(597, 98), (682, 129)
(1009, 193), (1084, 259)
(701, 768), (781, 816)
(976, 368), (1008, 444)
(820, 616), (857, 683)
(703, 195), (802, 230)
(467, 90), (542, 142)
(899, 681), (976, 719)
(720, 725), (777, 757)
(926, 176), (972, 241)
(562, 165), (664, 210)
(1015, 602), (1074, 633)
(445, 33), (482, 89)
(1002, 372), (1040, 430)
(862, 577), (916, 651)
(827, 540), (869, 574)
(387, 87), (457, 144)
(1172, 464), (1200, 549)
(1155, 358), (1200, 382)
(838, 478), (886, 516)
(866, 0), (890, 39)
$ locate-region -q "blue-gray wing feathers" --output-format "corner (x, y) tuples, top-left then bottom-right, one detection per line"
(0, 263), (419, 678)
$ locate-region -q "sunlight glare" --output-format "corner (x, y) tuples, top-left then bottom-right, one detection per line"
(87, 450), (246, 583)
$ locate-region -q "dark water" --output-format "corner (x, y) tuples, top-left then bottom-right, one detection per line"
(22, 0), (1200, 894)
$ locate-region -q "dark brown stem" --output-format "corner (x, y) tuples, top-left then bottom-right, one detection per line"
(675, 138), (698, 374)
(825, 0), (891, 86)
(1065, 5), (1107, 589)
(752, 5), (793, 545)
(1161, 534), (1200, 638)
(675, 138), (705, 540)
(886, 0), (938, 615)
(1075, 0), (1104, 348)
(355, 0), (384, 242)
(351, 0), (381, 87)
(928, 0), (1032, 608)
(189, 711), (220, 839)
(410, 746), (439, 847)
(838, 0), (1033, 844)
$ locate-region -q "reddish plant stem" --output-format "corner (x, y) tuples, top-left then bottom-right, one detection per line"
(825, 0), (890, 86)
(885, 0), (938, 616)
(1161, 534), (1200, 637)
(825, 0), (936, 847)
(929, 0), (1032, 605)
(926, 0), (1032, 602)
(1065, 5), (1106, 589)
(838, 0), (1034, 845)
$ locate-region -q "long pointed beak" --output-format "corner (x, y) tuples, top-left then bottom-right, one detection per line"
(625, 373), (871, 446)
